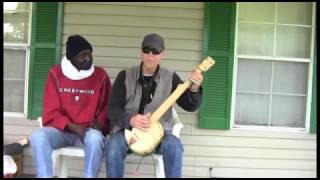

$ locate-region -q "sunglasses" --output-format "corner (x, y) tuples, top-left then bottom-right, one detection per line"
(142, 47), (162, 55)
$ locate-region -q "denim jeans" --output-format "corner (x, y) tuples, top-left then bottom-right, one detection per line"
(30, 127), (105, 178)
(105, 130), (183, 178)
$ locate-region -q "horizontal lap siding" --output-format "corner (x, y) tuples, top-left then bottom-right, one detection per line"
(14, 2), (205, 178)
(61, 3), (317, 177)
(4, 117), (316, 177)
(62, 3), (204, 177)
(62, 2), (204, 77)
(4, 2), (316, 178)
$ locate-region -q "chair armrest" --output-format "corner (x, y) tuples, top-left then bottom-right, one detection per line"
(171, 108), (183, 138)
(172, 108), (181, 125)
(37, 117), (43, 128)
(172, 123), (183, 138)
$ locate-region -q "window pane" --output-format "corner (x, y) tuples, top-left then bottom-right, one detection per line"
(237, 59), (272, 92)
(4, 80), (25, 113)
(273, 61), (308, 94)
(277, 2), (312, 25)
(235, 93), (270, 126)
(271, 95), (306, 128)
(238, 23), (274, 56)
(276, 26), (311, 58)
(4, 12), (29, 43)
(4, 49), (26, 79)
(4, 2), (30, 11)
(239, 2), (275, 23)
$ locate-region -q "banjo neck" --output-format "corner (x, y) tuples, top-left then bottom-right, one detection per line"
(150, 79), (192, 124)
(150, 56), (215, 124)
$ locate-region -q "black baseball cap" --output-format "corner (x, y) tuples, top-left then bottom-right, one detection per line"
(141, 33), (165, 51)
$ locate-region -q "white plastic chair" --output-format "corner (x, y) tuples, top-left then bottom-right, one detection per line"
(37, 108), (183, 178)
(37, 117), (84, 178)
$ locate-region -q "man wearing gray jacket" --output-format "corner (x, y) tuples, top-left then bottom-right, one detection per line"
(105, 33), (203, 178)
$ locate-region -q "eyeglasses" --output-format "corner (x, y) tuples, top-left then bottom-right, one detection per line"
(142, 47), (162, 55)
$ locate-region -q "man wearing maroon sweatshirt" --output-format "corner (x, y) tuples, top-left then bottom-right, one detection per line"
(30, 35), (112, 178)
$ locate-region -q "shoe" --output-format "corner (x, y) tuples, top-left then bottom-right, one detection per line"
(17, 137), (29, 147)
(3, 155), (17, 176)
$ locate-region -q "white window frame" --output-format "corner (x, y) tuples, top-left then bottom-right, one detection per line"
(230, 2), (316, 132)
(3, 3), (32, 118)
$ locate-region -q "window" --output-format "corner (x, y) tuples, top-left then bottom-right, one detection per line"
(4, 2), (31, 115)
(234, 2), (315, 130)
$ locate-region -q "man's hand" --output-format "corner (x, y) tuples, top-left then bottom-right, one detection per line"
(130, 113), (151, 131)
(67, 122), (85, 143)
(91, 118), (102, 131)
(189, 69), (203, 92)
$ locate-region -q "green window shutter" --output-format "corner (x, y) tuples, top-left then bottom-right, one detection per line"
(310, 43), (317, 134)
(199, 2), (236, 129)
(27, 2), (64, 119)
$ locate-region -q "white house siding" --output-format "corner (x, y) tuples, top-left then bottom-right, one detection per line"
(3, 2), (316, 178)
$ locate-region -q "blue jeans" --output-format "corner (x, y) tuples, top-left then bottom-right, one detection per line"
(30, 127), (105, 178)
(105, 130), (183, 178)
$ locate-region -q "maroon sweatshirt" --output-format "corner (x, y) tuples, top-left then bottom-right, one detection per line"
(42, 64), (112, 135)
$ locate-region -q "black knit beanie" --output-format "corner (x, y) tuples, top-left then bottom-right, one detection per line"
(66, 35), (93, 60)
